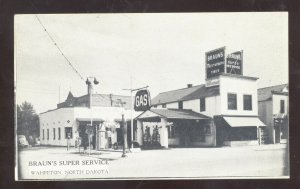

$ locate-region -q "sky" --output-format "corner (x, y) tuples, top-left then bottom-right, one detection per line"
(15, 12), (288, 114)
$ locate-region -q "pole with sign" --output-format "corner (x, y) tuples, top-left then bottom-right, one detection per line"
(123, 83), (149, 149)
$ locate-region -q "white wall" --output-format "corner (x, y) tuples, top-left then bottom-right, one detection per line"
(39, 108), (75, 146)
(272, 94), (288, 115)
(219, 75), (258, 116)
(183, 96), (221, 117)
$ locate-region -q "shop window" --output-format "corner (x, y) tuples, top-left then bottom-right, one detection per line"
(178, 101), (183, 109)
(53, 128), (56, 140)
(228, 93), (237, 110)
(167, 125), (176, 138)
(162, 104), (166, 108)
(58, 127), (61, 140)
(243, 95), (252, 110)
(42, 129), (44, 140)
(47, 129), (49, 140)
(280, 100), (285, 113)
(65, 127), (73, 139)
(200, 98), (206, 112)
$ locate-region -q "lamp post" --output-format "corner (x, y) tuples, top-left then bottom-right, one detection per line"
(123, 80), (149, 149)
(86, 76), (99, 155)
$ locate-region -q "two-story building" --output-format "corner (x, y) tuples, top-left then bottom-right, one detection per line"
(258, 84), (289, 144)
(135, 73), (266, 148)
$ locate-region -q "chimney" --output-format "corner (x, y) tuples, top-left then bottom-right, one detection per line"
(187, 84), (193, 88)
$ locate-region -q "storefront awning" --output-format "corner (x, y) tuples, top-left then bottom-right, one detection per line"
(223, 116), (266, 127)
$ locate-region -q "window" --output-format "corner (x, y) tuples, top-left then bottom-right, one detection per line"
(47, 129), (49, 140)
(65, 127), (73, 139)
(162, 104), (166, 108)
(200, 98), (206, 112)
(53, 128), (56, 140)
(178, 101), (183, 109)
(228, 93), (237, 110)
(243, 95), (252, 110)
(280, 100), (285, 113)
(58, 128), (61, 140)
(42, 129), (44, 140)
(167, 125), (176, 138)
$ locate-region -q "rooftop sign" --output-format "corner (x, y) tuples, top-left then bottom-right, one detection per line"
(205, 47), (225, 79)
(226, 51), (243, 75)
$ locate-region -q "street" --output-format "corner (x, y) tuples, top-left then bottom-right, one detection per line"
(17, 144), (289, 179)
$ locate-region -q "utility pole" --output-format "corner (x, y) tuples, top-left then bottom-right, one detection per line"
(118, 99), (127, 157)
(86, 76), (99, 156)
(123, 78), (149, 149)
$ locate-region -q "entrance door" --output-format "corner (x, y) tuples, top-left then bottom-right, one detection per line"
(274, 124), (281, 143)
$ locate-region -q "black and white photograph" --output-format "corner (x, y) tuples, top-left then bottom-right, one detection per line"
(15, 12), (289, 180)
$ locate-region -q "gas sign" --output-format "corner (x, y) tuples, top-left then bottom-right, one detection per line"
(134, 89), (151, 111)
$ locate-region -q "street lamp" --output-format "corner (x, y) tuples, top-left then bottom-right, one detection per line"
(86, 76), (99, 155)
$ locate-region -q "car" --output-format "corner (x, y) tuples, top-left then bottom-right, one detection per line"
(18, 135), (29, 147)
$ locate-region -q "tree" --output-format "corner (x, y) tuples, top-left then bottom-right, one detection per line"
(17, 101), (40, 143)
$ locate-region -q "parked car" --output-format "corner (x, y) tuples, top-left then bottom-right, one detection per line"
(18, 135), (29, 147)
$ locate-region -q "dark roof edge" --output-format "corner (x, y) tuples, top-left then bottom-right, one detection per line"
(258, 83), (288, 90)
(154, 84), (205, 95)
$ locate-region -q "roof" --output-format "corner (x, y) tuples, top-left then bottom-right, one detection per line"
(152, 84), (219, 105)
(57, 92), (131, 109)
(137, 108), (211, 120)
(258, 84), (288, 101)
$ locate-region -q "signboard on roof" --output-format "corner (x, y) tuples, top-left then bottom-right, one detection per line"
(205, 47), (225, 79)
(134, 89), (151, 111)
(226, 51), (243, 75)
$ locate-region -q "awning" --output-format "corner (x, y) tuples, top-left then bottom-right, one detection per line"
(223, 116), (266, 127)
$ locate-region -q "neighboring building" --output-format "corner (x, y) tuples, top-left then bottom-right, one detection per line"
(258, 84), (289, 144)
(135, 73), (266, 147)
(39, 87), (139, 149)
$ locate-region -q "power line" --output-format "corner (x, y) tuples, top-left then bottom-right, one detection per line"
(33, 14), (85, 82)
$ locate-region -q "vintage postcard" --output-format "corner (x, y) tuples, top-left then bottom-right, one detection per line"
(15, 12), (289, 180)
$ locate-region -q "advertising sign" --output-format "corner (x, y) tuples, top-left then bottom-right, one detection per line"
(206, 47), (225, 79)
(226, 51), (243, 75)
(134, 89), (151, 111)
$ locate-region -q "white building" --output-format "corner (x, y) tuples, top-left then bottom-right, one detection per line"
(39, 90), (140, 149)
(258, 84), (289, 144)
(136, 73), (266, 147)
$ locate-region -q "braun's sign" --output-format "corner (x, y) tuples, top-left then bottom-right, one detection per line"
(134, 89), (151, 111)
(206, 47), (225, 79)
(226, 51), (243, 75)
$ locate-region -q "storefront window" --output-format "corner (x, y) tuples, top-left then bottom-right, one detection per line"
(65, 127), (73, 139)
(228, 93), (237, 110)
(167, 124), (176, 138)
(58, 127), (61, 140)
(53, 128), (56, 140)
(47, 129), (49, 140)
(42, 129), (44, 140)
(243, 95), (252, 110)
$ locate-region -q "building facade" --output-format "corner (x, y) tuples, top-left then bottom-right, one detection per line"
(258, 84), (289, 144)
(39, 90), (139, 149)
(135, 73), (266, 148)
